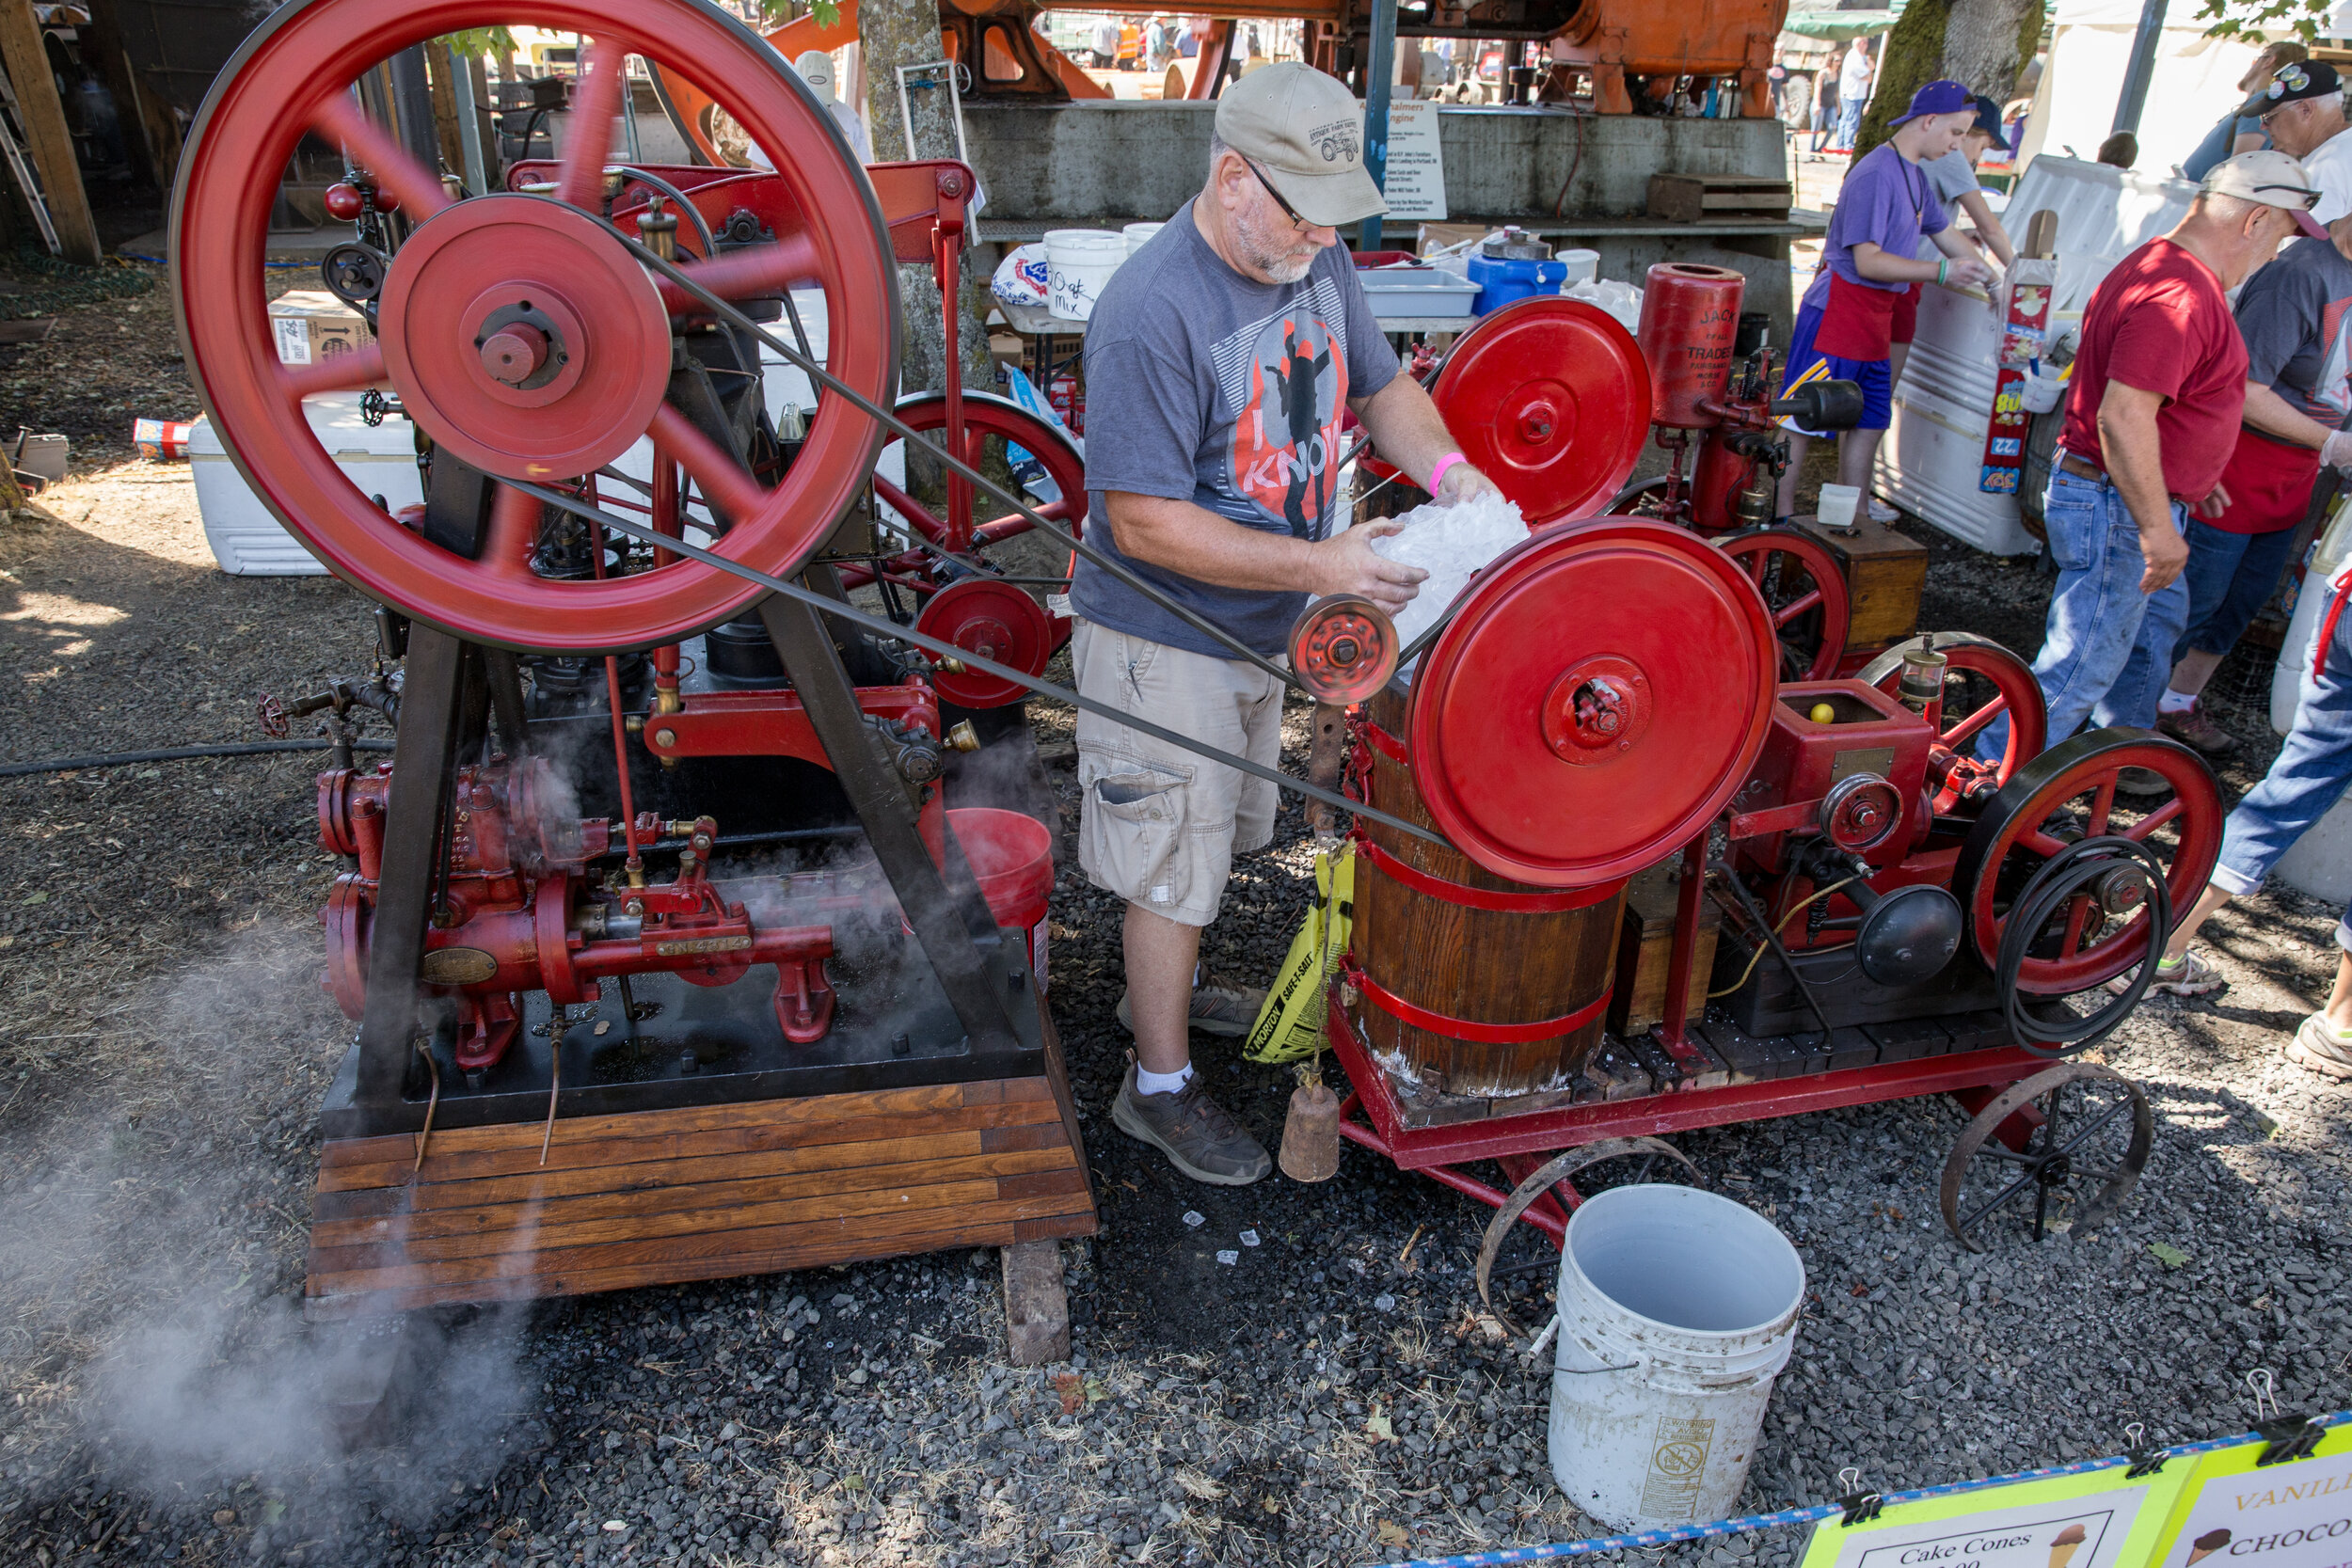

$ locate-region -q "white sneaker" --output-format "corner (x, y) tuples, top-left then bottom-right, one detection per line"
(2107, 948), (2224, 998)
(2286, 1015), (2352, 1080)
(1867, 498), (1900, 523)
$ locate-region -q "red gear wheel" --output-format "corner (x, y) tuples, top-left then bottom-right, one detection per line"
(173, 0), (898, 655)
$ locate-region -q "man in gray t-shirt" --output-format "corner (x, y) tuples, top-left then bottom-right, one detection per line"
(1073, 61), (1498, 1187)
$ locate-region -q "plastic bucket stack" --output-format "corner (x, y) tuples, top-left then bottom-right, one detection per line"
(1044, 229), (1126, 321)
(1547, 1184), (1805, 1529)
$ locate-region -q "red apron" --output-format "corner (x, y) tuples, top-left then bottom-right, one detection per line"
(1814, 271), (1900, 361)
(2212, 425), (2323, 535)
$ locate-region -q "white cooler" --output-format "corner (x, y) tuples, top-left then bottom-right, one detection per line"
(190, 392), (423, 576)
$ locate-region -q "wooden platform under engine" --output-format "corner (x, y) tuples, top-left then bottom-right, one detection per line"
(303, 1076), (1095, 1319)
(1359, 1002), (2017, 1130)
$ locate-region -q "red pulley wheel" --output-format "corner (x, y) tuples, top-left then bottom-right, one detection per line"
(915, 578), (1054, 709)
(1289, 594), (1397, 705)
(1428, 298), (1653, 526)
(171, 0), (898, 656)
(1406, 518), (1778, 887)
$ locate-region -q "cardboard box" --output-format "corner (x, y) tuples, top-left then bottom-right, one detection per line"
(267, 290), (370, 367)
(1415, 221), (1489, 257)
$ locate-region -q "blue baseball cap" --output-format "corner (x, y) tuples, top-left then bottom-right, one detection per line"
(1889, 79), (1973, 128)
(1970, 94), (2011, 152)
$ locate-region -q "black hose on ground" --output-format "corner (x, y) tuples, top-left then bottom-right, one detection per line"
(0, 738), (397, 780)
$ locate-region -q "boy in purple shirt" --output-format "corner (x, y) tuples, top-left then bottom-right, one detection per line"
(1775, 80), (2002, 521)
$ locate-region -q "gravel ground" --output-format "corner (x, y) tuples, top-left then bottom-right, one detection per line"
(2, 288), (2350, 1568)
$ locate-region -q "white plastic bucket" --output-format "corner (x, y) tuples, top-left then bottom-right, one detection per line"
(1557, 247), (1599, 287)
(1122, 221), (1167, 257)
(1816, 483), (1860, 530)
(1044, 229), (1125, 321)
(1549, 1184), (1804, 1530)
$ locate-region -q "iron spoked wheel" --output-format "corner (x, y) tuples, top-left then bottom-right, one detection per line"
(1472, 1137), (1701, 1336)
(1716, 526), (1849, 681)
(1955, 730), (2223, 993)
(173, 0), (898, 656)
(1857, 631), (2049, 794)
(868, 390), (1088, 564)
(1940, 1063), (2153, 1249)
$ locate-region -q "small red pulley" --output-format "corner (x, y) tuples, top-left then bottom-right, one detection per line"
(1427, 298), (1653, 527)
(1289, 594), (1396, 705)
(915, 578), (1053, 709)
(1406, 518), (1778, 887)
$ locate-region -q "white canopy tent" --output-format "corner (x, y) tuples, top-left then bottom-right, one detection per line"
(2015, 0), (2352, 177)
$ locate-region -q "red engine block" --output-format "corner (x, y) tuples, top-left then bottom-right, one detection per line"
(319, 754), (837, 1074)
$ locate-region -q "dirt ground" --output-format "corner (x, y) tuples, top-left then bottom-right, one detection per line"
(3, 258), (2352, 1568)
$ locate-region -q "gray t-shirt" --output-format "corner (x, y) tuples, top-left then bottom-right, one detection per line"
(1923, 149), (1979, 203)
(2237, 230), (2352, 421)
(1072, 200), (1403, 658)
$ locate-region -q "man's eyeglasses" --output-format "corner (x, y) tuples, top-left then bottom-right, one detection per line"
(1244, 158), (1319, 234)
(2261, 99), (2308, 128)
(2251, 181), (2322, 208)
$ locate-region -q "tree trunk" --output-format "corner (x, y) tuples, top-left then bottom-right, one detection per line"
(1854, 0), (2042, 160)
(856, 0), (994, 400)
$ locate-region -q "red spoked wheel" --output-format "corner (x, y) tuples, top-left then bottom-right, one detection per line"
(869, 390), (1087, 559)
(1427, 298), (1653, 526)
(914, 577), (1054, 709)
(1857, 632), (2048, 799)
(1954, 731), (2223, 994)
(1715, 527), (1849, 681)
(1407, 519), (1778, 887)
(173, 0), (897, 655)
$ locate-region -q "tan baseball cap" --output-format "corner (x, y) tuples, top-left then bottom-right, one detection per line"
(2202, 149), (2329, 237)
(1214, 62), (1387, 228)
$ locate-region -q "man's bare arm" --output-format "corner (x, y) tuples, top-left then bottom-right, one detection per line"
(1102, 492), (1429, 611)
(2094, 378), (2190, 594)
(1347, 374), (1502, 503)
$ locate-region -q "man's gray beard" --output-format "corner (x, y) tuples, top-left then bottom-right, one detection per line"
(1234, 204), (1317, 283)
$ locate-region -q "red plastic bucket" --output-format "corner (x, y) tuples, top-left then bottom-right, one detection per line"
(946, 807), (1055, 989)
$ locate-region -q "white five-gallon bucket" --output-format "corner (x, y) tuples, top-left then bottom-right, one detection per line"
(1122, 221), (1167, 257)
(1548, 1184), (1804, 1530)
(1044, 230), (1125, 321)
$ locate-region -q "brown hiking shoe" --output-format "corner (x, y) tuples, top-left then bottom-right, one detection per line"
(1116, 970), (1268, 1038)
(1111, 1064), (1271, 1185)
(2157, 700), (2238, 757)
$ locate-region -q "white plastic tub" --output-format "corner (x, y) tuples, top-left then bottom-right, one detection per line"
(1121, 221), (1166, 257)
(1044, 229), (1124, 321)
(190, 392), (422, 576)
(1548, 1184), (1804, 1530)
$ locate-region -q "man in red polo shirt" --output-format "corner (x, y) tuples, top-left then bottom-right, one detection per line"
(1981, 152), (2323, 780)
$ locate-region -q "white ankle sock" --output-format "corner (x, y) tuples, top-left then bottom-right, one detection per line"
(2159, 689), (2199, 714)
(1136, 1063), (1194, 1096)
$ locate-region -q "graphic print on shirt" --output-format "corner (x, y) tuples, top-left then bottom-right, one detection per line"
(1217, 295), (1352, 539)
(2312, 293), (2352, 419)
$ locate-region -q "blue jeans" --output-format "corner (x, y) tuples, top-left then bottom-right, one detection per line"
(1979, 468), (2192, 760)
(1835, 98), (1863, 148)
(2213, 581), (2352, 952)
(2173, 518), (2299, 665)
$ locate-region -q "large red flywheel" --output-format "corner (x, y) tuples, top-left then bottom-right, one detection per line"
(172, 0), (898, 654)
(1406, 518), (1779, 887)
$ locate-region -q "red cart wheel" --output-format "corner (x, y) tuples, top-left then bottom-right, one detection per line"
(914, 577), (1054, 709)
(1407, 519), (1777, 887)
(872, 390), (1088, 556)
(1954, 731), (2223, 993)
(1858, 632), (2048, 791)
(173, 0), (897, 655)
(1427, 298), (1652, 526)
(1715, 526), (1849, 681)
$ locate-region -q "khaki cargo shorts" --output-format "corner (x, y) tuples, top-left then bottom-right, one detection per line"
(1072, 618), (1285, 927)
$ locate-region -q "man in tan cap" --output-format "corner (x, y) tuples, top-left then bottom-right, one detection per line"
(1069, 62), (1500, 1186)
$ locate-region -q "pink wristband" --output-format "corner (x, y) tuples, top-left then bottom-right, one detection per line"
(1427, 451), (1467, 492)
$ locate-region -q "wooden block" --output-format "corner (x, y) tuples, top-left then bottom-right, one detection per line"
(1943, 1009), (2011, 1054)
(1001, 1239), (1070, 1366)
(1824, 1028), (1880, 1072)
(1793, 515), (1927, 654)
(1609, 858), (1723, 1036)
(1584, 1043), (1651, 1101)
(1647, 172), (1793, 224)
(1865, 1017), (1954, 1063)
